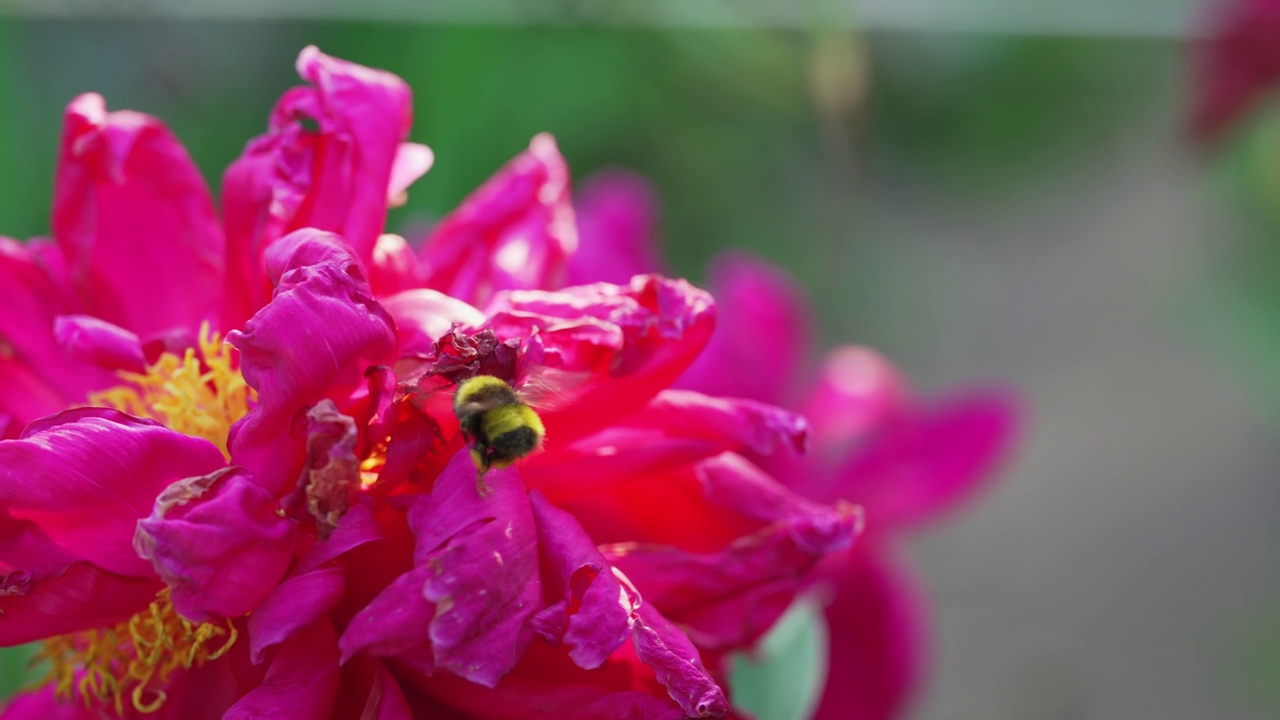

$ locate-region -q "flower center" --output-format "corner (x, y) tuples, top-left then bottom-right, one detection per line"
(33, 588), (237, 715)
(88, 322), (252, 459)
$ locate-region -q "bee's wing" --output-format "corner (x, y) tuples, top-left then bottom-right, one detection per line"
(516, 367), (591, 412)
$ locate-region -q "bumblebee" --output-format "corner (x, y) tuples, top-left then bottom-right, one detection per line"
(453, 375), (546, 481)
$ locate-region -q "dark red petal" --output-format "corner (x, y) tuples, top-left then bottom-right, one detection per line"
(0, 562), (161, 645)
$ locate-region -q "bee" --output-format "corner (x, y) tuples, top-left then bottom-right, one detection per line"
(453, 375), (546, 485)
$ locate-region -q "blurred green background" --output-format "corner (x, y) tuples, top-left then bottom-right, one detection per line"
(2, 9), (1279, 720)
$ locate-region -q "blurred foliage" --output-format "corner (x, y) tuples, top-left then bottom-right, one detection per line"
(730, 597), (829, 720)
(0, 644), (37, 701)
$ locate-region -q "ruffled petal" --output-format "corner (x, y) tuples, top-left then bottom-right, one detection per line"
(0, 408), (225, 576)
(822, 387), (1022, 530)
(677, 251), (811, 406)
(568, 169), (662, 285)
(134, 467), (297, 623)
(0, 561), (162, 645)
(810, 550), (928, 720)
(53, 314), (145, 373)
(406, 452), (542, 687)
(528, 491), (638, 669)
(632, 605), (730, 718)
(221, 46), (419, 325)
(420, 134), (576, 306)
(380, 288), (485, 359)
(248, 565), (345, 664)
(227, 229), (397, 496)
(484, 275), (715, 443)
(224, 619), (340, 720)
(53, 93), (222, 337)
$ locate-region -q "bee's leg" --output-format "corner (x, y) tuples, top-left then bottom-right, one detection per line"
(470, 447), (493, 497)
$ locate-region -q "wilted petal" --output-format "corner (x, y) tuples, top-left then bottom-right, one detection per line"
(677, 251), (811, 405)
(54, 93), (223, 337)
(568, 169), (662, 285)
(135, 467), (296, 623)
(54, 314), (145, 373)
(407, 452), (542, 687)
(0, 408), (225, 576)
(0, 562), (161, 645)
(822, 388), (1021, 530)
(228, 229), (397, 496)
(528, 491), (637, 669)
(224, 619), (340, 720)
(632, 605), (730, 718)
(222, 46), (419, 326)
(420, 134), (576, 306)
(485, 275), (715, 442)
(811, 550), (927, 720)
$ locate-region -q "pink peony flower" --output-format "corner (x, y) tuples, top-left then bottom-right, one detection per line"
(0, 48), (868, 719)
(1189, 0), (1280, 141)
(574, 173), (1022, 720)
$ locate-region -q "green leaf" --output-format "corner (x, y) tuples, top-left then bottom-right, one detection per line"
(729, 596), (829, 720)
(0, 643), (39, 702)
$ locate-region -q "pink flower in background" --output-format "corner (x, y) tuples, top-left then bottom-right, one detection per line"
(0, 48), (868, 720)
(1190, 0), (1280, 141)
(574, 173), (1021, 720)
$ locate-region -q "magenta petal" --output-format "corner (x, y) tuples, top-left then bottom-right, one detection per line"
(248, 565), (345, 664)
(420, 133), (576, 306)
(0, 682), (99, 719)
(801, 346), (909, 455)
(368, 233), (428, 297)
(824, 387), (1022, 530)
(485, 275), (716, 443)
(632, 605), (730, 718)
(54, 93), (223, 337)
(228, 229), (397, 496)
(811, 550), (927, 720)
(568, 169), (663, 286)
(407, 451), (542, 687)
(221, 46), (415, 327)
(339, 563), (435, 668)
(387, 142), (434, 203)
(0, 408), (225, 576)
(224, 619), (340, 720)
(0, 562), (161, 645)
(528, 491), (637, 669)
(380, 288), (486, 358)
(0, 238), (112, 425)
(135, 467), (297, 623)
(677, 251), (811, 405)
(362, 664), (415, 720)
(54, 314), (145, 373)
(1190, 0), (1280, 141)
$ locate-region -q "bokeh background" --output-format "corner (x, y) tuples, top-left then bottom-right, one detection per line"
(2, 2), (1279, 718)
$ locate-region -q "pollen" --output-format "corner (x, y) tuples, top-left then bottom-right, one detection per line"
(33, 588), (237, 715)
(88, 322), (253, 459)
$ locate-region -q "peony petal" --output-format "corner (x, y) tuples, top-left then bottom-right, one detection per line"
(368, 233), (427, 297)
(1190, 0), (1280, 141)
(221, 46), (416, 326)
(0, 238), (112, 426)
(339, 563), (436, 670)
(568, 169), (663, 286)
(632, 605), (731, 718)
(0, 408), (225, 576)
(134, 467), (297, 623)
(54, 93), (223, 338)
(821, 387), (1022, 531)
(224, 619), (340, 720)
(228, 229), (397, 496)
(677, 251), (811, 406)
(0, 562), (162, 645)
(53, 314), (145, 373)
(387, 143), (434, 204)
(380, 288), (486, 359)
(0, 681), (101, 719)
(810, 550), (928, 720)
(800, 346), (909, 456)
(248, 566), (345, 664)
(420, 134), (576, 306)
(528, 491), (638, 669)
(485, 275), (716, 443)
(406, 451), (542, 687)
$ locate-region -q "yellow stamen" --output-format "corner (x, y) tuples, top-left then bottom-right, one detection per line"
(33, 588), (237, 715)
(88, 322), (253, 459)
